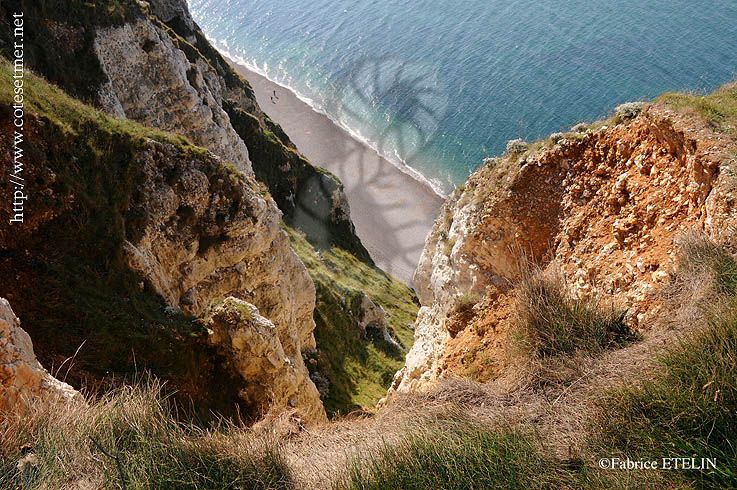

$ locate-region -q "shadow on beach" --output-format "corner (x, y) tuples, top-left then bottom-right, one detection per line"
(234, 58), (445, 285)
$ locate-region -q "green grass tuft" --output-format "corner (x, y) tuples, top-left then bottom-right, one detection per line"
(658, 83), (737, 140)
(594, 310), (737, 488)
(334, 423), (561, 490)
(676, 234), (737, 296)
(593, 243), (737, 489)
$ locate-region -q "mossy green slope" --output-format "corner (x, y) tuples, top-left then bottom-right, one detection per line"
(287, 228), (417, 415)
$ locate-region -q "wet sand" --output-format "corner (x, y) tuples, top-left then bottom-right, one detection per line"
(231, 62), (444, 286)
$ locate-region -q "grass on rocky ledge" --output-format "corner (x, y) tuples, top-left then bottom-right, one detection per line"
(515, 268), (632, 361)
(0, 382), (292, 490)
(591, 239), (737, 489)
(286, 227), (417, 415)
(1, 384), (571, 490)
(0, 59), (195, 150)
(659, 82), (737, 140)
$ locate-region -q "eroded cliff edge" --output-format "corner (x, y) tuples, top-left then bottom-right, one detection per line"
(392, 99), (737, 392)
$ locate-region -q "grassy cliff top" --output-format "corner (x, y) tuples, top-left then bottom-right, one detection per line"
(0, 59), (193, 148)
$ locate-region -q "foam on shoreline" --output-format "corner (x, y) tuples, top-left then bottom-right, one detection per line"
(214, 40), (445, 285)
(210, 37), (449, 199)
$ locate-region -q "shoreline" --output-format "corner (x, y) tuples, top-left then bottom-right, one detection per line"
(220, 49), (449, 199)
(227, 57), (444, 285)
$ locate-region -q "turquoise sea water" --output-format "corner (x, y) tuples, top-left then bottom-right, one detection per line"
(189, 0), (737, 194)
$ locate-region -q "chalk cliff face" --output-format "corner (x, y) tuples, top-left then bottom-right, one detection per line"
(120, 139), (325, 421)
(121, 139), (315, 328)
(0, 0), (370, 260)
(0, 96), (324, 421)
(393, 104), (737, 391)
(93, 18), (253, 174)
(0, 298), (80, 415)
(0, 0), (370, 422)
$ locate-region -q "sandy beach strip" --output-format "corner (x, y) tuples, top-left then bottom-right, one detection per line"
(230, 62), (444, 286)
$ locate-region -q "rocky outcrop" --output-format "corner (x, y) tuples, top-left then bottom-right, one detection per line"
(121, 139), (316, 330)
(0, 298), (80, 415)
(0, 0), (379, 420)
(93, 18), (253, 174)
(121, 138), (321, 418)
(356, 293), (402, 353)
(148, 0), (198, 40)
(0, 0), (371, 261)
(206, 298), (325, 423)
(392, 104), (737, 392)
(0, 70), (321, 421)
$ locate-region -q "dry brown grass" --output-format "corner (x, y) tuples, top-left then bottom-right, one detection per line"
(509, 265), (634, 392)
(3, 232), (734, 490)
(0, 380), (292, 489)
(659, 231), (737, 330)
(515, 267), (631, 359)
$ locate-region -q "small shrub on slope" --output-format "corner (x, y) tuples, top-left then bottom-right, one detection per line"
(516, 269), (631, 359)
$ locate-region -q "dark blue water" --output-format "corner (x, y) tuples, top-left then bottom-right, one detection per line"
(189, 0), (737, 194)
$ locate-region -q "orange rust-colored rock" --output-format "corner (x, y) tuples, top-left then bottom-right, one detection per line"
(392, 105), (737, 392)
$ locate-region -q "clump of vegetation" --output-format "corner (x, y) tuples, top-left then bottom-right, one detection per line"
(675, 233), (737, 296)
(594, 313), (737, 488)
(442, 235), (457, 256)
(452, 292), (481, 318)
(445, 291), (483, 338)
(505, 138), (528, 155)
(334, 422), (561, 490)
(287, 228), (417, 415)
(590, 238), (737, 489)
(0, 382), (293, 490)
(549, 132), (566, 143)
(481, 156), (499, 168)
(613, 102), (645, 123)
(570, 122), (589, 133)
(515, 269), (631, 359)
